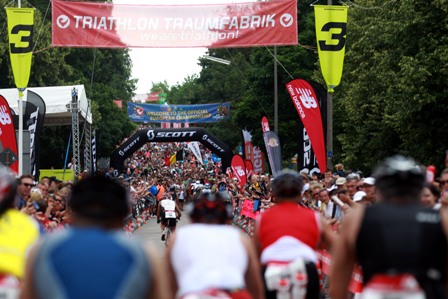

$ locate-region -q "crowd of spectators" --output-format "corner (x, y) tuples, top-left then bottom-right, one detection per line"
(15, 123), (448, 238)
(6, 124), (448, 299)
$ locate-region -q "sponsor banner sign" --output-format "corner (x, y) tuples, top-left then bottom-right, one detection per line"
(286, 79), (326, 172)
(52, 0), (298, 48)
(128, 102), (230, 123)
(111, 128), (233, 173)
(231, 154), (247, 188)
(252, 146), (265, 174)
(6, 8), (34, 90)
(242, 129), (265, 175)
(147, 91), (160, 102)
(25, 91), (46, 179)
(242, 129), (253, 161)
(261, 116), (270, 133)
(0, 96), (18, 173)
(314, 5), (348, 92)
(188, 141), (203, 165)
(263, 130), (282, 176)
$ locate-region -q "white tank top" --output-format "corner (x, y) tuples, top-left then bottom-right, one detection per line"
(171, 224), (248, 296)
(161, 199), (175, 211)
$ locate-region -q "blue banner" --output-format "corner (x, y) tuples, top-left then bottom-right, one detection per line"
(128, 102), (231, 123)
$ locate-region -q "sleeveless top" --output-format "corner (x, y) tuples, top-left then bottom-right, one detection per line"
(258, 202), (320, 264)
(33, 227), (151, 299)
(0, 209), (39, 278)
(356, 203), (447, 298)
(171, 224), (248, 297)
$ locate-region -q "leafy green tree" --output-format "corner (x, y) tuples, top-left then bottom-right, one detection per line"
(335, 0), (448, 172)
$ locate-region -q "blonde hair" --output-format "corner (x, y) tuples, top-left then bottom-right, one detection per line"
(335, 164), (344, 171)
(28, 188), (43, 202)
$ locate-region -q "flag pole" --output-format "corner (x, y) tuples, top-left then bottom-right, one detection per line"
(18, 89), (23, 176)
(326, 0), (333, 171)
(17, 0), (23, 176)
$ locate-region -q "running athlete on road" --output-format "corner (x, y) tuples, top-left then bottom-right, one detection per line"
(330, 155), (448, 299)
(254, 169), (335, 299)
(0, 167), (39, 299)
(157, 195), (182, 241)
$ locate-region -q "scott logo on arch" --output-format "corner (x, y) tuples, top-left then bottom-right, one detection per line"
(156, 131), (196, 138)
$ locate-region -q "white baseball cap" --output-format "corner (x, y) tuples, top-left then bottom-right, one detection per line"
(363, 177), (375, 186)
(353, 191), (366, 202)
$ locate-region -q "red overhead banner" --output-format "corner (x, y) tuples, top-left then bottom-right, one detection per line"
(286, 79), (326, 172)
(52, 0), (298, 48)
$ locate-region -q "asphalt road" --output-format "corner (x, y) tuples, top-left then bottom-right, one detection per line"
(133, 215), (187, 257)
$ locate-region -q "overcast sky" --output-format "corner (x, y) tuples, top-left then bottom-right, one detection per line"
(113, 0), (254, 94)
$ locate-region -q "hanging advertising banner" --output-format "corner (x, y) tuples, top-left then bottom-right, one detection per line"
(147, 91), (161, 102)
(231, 155), (247, 188)
(252, 146), (265, 174)
(25, 91), (46, 179)
(6, 8), (34, 90)
(263, 131), (282, 177)
(188, 141), (203, 165)
(242, 129), (265, 175)
(242, 129), (253, 161)
(261, 116), (271, 133)
(314, 5), (348, 92)
(286, 79), (326, 172)
(52, 0), (297, 48)
(0, 96), (18, 173)
(128, 102), (230, 123)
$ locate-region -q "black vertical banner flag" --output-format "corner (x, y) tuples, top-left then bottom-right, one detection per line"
(297, 82), (327, 175)
(25, 91), (46, 179)
(263, 131), (282, 176)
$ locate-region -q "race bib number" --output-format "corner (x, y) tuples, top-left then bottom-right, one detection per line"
(165, 211), (176, 218)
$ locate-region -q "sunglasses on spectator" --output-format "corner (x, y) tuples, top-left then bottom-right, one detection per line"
(22, 183), (35, 188)
(439, 180), (448, 185)
(312, 192), (320, 197)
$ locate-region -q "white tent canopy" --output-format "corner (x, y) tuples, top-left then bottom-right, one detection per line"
(0, 85), (92, 126)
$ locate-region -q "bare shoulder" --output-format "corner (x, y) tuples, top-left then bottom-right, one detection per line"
(340, 205), (366, 247)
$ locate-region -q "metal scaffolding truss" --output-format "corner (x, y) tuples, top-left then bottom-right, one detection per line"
(84, 111), (92, 174)
(69, 88), (81, 178)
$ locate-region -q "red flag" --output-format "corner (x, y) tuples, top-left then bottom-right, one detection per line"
(261, 116), (270, 133)
(231, 155), (247, 188)
(0, 96), (18, 173)
(286, 79), (327, 172)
